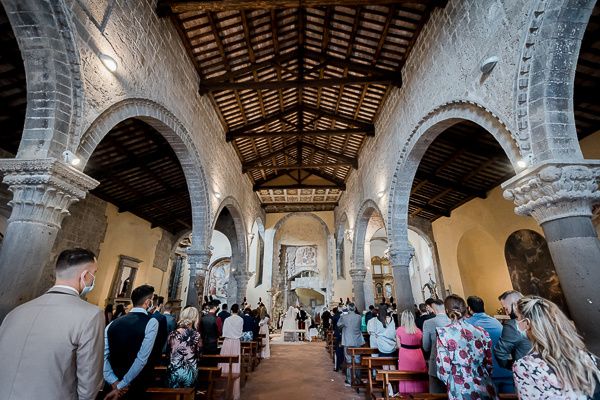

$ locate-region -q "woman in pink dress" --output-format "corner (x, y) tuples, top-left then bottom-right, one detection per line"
(395, 310), (428, 393)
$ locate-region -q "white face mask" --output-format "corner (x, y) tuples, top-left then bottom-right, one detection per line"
(80, 271), (95, 297)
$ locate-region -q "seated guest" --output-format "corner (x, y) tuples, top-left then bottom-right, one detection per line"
(513, 296), (600, 399)
(494, 290), (532, 370)
(167, 307), (202, 388)
(220, 304), (243, 400)
(396, 310), (427, 393)
(415, 303), (434, 330)
(241, 307), (257, 342)
(373, 304), (397, 357)
(104, 285), (160, 399)
(201, 302), (221, 355)
(436, 295), (496, 400)
(366, 307), (379, 350)
(466, 295), (514, 393)
(422, 298), (450, 393)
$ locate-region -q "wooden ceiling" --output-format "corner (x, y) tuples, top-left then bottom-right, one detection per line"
(158, 0), (444, 211)
(85, 119), (192, 234)
(0, 4), (27, 156)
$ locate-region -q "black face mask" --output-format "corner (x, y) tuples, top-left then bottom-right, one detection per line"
(509, 305), (517, 320)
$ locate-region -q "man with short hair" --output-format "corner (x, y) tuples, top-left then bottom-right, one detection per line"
(0, 248), (104, 400)
(466, 295), (514, 393)
(415, 303), (434, 330)
(104, 285), (159, 399)
(218, 303), (231, 322)
(365, 305), (375, 324)
(337, 302), (365, 386)
(422, 298), (450, 394)
(201, 301), (221, 355)
(150, 295), (168, 363)
(494, 290), (532, 370)
(162, 302), (177, 334)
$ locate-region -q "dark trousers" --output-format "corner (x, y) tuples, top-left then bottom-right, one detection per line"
(335, 344), (344, 371)
(429, 375), (446, 393)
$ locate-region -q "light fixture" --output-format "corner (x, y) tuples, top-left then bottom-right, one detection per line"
(99, 53), (118, 72)
(517, 154), (533, 169)
(215, 191), (222, 199)
(480, 56), (499, 74)
(517, 159), (527, 169)
(62, 150), (81, 166)
(377, 190), (385, 198)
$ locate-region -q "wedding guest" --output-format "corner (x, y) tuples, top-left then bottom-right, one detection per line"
(113, 304), (126, 319)
(422, 299), (450, 393)
(105, 304), (114, 326)
(494, 290), (532, 370)
(219, 304), (243, 400)
(396, 310), (427, 393)
(258, 307), (270, 359)
(166, 307), (202, 388)
(338, 302), (365, 385)
(372, 304), (397, 357)
(415, 303), (434, 330)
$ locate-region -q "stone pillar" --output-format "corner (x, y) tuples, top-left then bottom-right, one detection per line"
(389, 248), (416, 312)
(233, 270), (250, 305)
(335, 247), (343, 279)
(185, 248), (211, 307)
(349, 267), (366, 312)
(0, 158), (99, 320)
(503, 160), (600, 354)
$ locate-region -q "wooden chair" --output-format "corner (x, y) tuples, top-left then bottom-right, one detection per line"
(360, 356), (398, 399)
(374, 370), (429, 400)
(196, 366), (222, 400)
(146, 387), (195, 400)
(347, 347), (379, 392)
(200, 355), (240, 400)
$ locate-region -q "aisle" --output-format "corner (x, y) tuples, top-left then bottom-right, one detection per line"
(242, 341), (364, 400)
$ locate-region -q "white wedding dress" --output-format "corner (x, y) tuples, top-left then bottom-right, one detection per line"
(282, 306), (299, 342)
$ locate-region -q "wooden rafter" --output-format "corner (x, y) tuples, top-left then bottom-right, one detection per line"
(301, 141), (358, 168)
(227, 127), (374, 141)
(245, 162), (353, 170)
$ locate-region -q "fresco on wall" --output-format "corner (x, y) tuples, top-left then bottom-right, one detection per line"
(504, 229), (569, 313)
(282, 245), (317, 278)
(207, 258), (231, 303)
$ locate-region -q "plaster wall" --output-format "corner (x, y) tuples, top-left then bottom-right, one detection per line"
(408, 230), (436, 303)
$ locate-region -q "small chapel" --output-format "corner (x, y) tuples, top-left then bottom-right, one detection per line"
(0, 0), (599, 399)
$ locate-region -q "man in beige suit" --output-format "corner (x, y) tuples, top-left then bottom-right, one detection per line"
(0, 248), (104, 400)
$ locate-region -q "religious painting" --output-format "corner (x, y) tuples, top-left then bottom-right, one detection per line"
(504, 229), (569, 313)
(385, 283), (393, 299)
(206, 258), (231, 303)
(282, 245), (318, 278)
(108, 255), (141, 305)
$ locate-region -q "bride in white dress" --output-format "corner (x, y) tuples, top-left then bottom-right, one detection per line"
(282, 306), (299, 342)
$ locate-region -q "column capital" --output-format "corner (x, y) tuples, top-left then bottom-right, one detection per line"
(0, 158), (99, 228)
(502, 160), (600, 224)
(233, 269), (251, 283)
(389, 247), (414, 267)
(186, 248), (212, 276)
(349, 268), (367, 282)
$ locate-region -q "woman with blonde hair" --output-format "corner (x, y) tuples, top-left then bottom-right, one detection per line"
(395, 310), (427, 393)
(166, 306), (202, 388)
(513, 295), (600, 399)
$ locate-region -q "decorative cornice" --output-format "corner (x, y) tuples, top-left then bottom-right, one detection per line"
(349, 268), (367, 281)
(502, 160), (600, 224)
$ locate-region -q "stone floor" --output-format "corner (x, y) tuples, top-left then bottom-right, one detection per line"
(242, 341), (364, 400)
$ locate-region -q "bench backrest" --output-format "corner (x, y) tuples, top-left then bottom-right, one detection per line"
(146, 387), (195, 400)
(348, 347), (379, 356)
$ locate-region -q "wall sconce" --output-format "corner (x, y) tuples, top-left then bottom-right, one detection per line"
(99, 53), (118, 72)
(344, 229), (353, 242)
(377, 190), (385, 198)
(480, 56), (499, 74)
(214, 191), (222, 199)
(516, 153), (533, 169)
(62, 150), (81, 166)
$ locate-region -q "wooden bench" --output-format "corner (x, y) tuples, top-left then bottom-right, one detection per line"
(152, 365), (168, 385)
(196, 366), (222, 400)
(201, 355), (240, 400)
(374, 370), (429, 400)
(405, 395), (517, 400)
(146, 387), (195, 400)
(347, 347), (379, 392)
(360, 356), (398, 399)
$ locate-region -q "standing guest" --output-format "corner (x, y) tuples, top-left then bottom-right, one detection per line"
(105, 304), (114, 326)
(150, 295), (169, 365)
(220, 304), (243, 400)
(365, 305), (375, 324)
(338, 302), (365, 386)
(391, 303), (399, 327)
(321, 307), (332, 332)
(113, 304), (126, 319)
(104, 285), (160, 399)
(166, 306), (202, 388)
(331, 306), (344, 372)
(436, 295), (496, 400)
(373, 304), (397, 357)
(162, 302), (177, 335)
(258, 307), (270, 359)
(396, 310), (428, 393)
(415, 303), (434, 330)
(218, 303), (231, 322)
(366, 307), (379, 350)
(513, 296), (600, 399)
(241, 307), (257, 341)
(200, 302), (221, 355)
(494, 290), (532, 370)
(466, 296), (514, 393)
(422, 298), (450, 394)
(0, 248), (104, 400)
(297, 305), (308, 330)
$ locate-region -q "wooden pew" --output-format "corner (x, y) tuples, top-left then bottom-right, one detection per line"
(374, 370), (429, 400)
(347, 347), (379, 392)
(360, 356), (398, 399)
(146, 387), (195, 400)
(201, 355), (240, 400)
(196, 366), (222, 400)
(152, 365), (168, 386)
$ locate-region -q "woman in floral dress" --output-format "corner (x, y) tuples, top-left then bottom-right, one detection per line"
(436, 295), (497, 400)
(166, 306), (203, 388)
(513, 295), (600, 399)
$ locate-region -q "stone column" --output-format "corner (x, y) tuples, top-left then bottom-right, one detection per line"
(389, 247), (416, 312)
(335, 247), (343, 279)
(503, 160), (600, 354)
(349, 267), (366, 312)
(185, 248), (211, 307)
(0, 158), (99, 320)
(233, 270), (250, 305)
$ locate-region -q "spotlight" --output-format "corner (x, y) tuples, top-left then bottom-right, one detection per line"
(99, 53), (118, 72)
(517, 159), (527, 169)
(377, 190), (385, 198)
(62, 150), (81, 166)
(215, 192), (222, 199)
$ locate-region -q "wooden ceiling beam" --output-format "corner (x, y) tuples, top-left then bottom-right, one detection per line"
(118, 189), (190, 213)
(301, 141), (358, 168)
(199, 74), (399, 94)
(414, 171), (487, 199)
(160, 0), (442, 13)
(303, 49), (399, 78)
(228, 104), (300, 135)
(301, 103), (372, 129)
(201, 51), (298, 84)
(242, 142), (299, 171)
(227, 127), (374, 141)
(254, 183), (345, 190)
(302, 168), (347, 187)
(409, 202), (451, 218)
(246, 162), (353, 170)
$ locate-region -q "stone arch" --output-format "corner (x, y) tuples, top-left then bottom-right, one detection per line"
(515, 0), (596, 161)
(76, 98), (210, 250)
(406, 224), (445, 294)
(387, 101), (521, 255)
(1, 0), (83, 159)
(212, 196), (248, 273)
(353, 199), (386, 273)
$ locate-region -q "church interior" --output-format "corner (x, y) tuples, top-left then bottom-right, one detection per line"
(0, 0), (599, 399)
